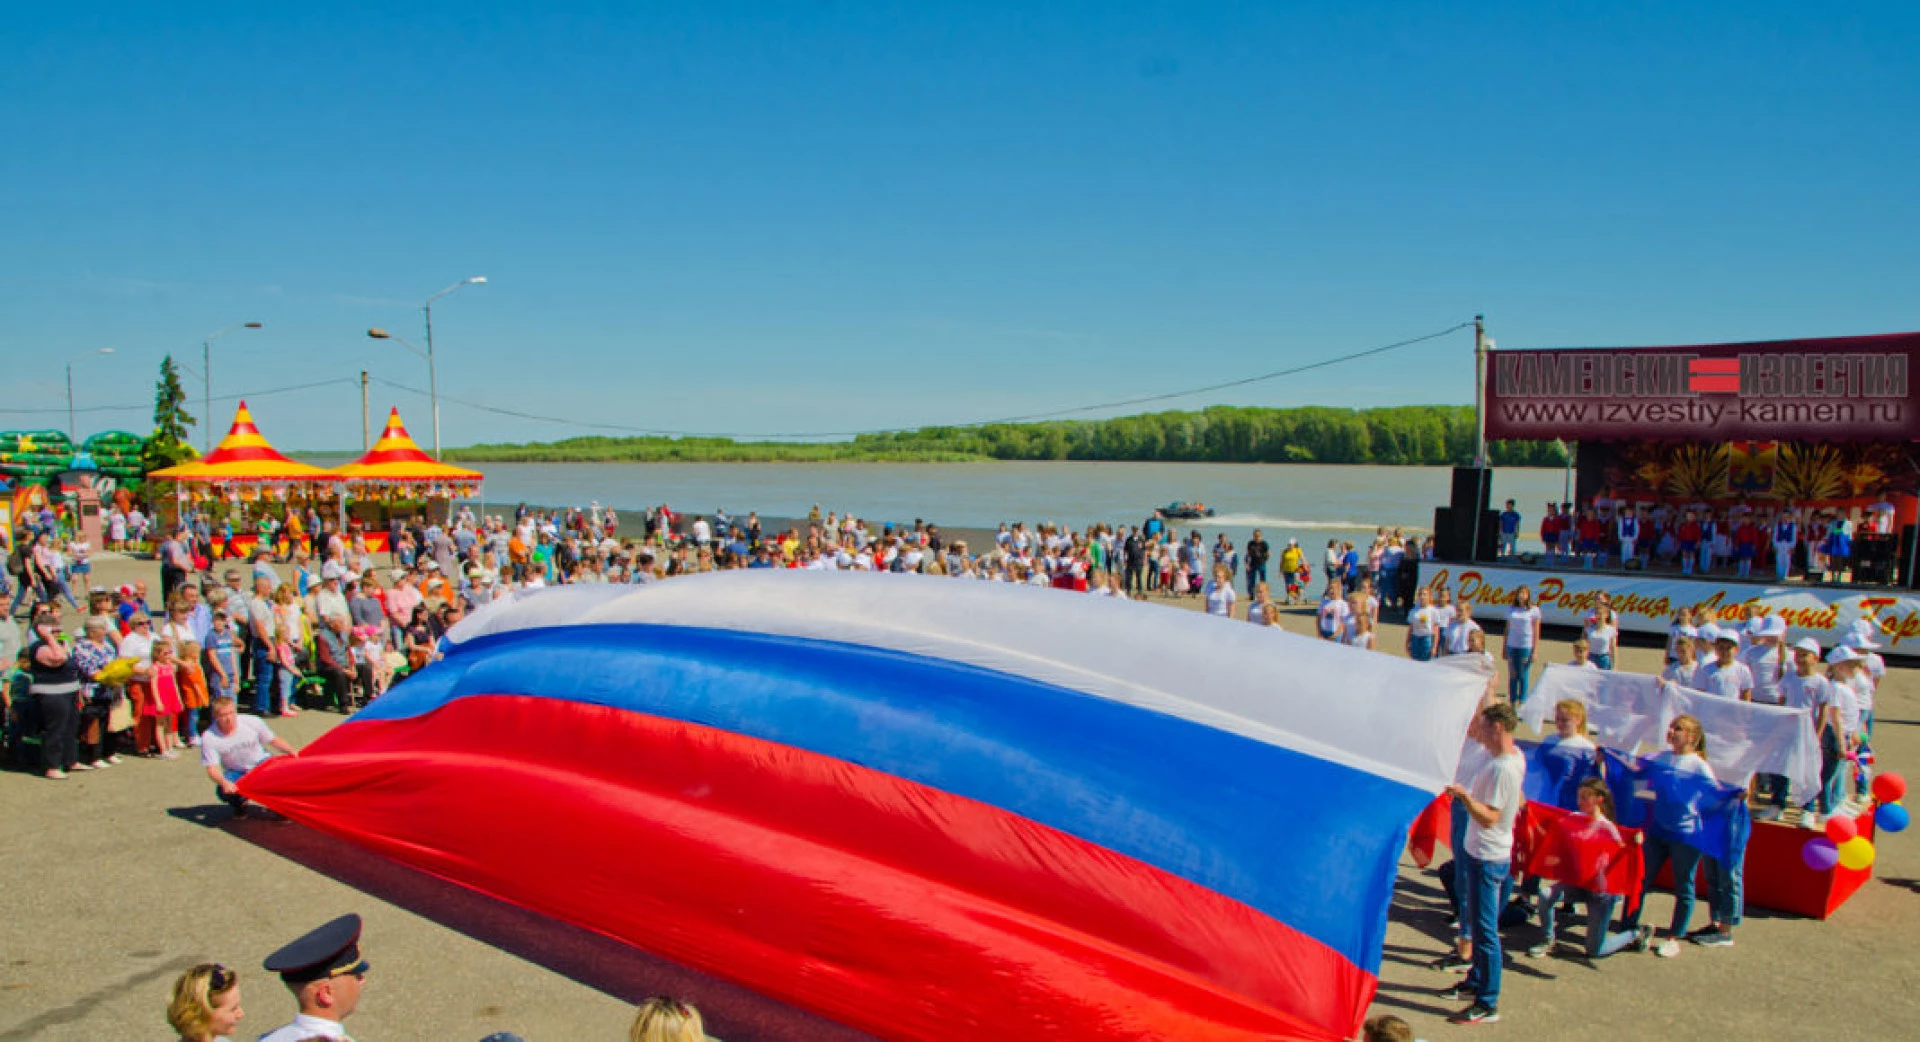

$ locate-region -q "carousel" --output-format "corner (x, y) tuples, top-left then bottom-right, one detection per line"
(332, 407), (484, 548)
(147, 401), (344, 559)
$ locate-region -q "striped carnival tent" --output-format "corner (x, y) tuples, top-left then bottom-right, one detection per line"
(147, 401), (342, 484)
(241, 572), (1490, 1041)
(331, 407), (482, 487)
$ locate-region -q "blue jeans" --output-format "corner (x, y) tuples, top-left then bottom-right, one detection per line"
(217, 765), (251, 811)
(1409, 634), (1434, 662)
(1706, 855), (1743, 929)
(1757, 772), (1790, 809)
(1538, 885), (1638, 957)
(1461, 854), (1510, 1009)
(1812, 727), (1845, 815)
(250, 645), (278, 715)
(1244, 562), (1267, 597)
(1449, 804), (1471, 942)
(1627, 834), (1704, 937)
(1506, 647), (1534, 706)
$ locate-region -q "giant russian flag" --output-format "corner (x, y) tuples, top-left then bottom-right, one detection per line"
(240, 572), (1488, 1041)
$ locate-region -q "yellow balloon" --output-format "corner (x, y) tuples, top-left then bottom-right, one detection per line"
(1837, 836), (1877, 871)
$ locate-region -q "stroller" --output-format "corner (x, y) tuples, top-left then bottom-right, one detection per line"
(1284, 564), (1311, 604)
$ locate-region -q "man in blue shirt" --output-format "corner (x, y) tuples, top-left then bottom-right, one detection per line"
(1498, 500), (1522, 559)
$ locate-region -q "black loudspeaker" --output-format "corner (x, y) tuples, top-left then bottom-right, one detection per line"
(1475, 509), (1500, 563)
(1903, 526), (1920, 589)
(1451, 466), (1492, 518)
(1854, 533), (1897, 585)
(1432, 507), (1466, 562)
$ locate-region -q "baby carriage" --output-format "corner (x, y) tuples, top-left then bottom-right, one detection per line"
(1284, 564), (1311, 603)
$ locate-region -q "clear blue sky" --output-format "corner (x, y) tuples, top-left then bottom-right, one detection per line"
(3, 3), (1915, 449)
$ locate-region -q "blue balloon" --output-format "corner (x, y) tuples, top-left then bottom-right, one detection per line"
(1876, 803), (1910, 834)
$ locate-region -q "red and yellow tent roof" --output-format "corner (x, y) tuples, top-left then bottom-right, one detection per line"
(148, 402), (343, 483)
(332, 407), (483, 482)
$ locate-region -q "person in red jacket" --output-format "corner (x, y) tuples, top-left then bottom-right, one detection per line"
(1677, 511), (1704, 575)
(1733, 513), (1763, 578)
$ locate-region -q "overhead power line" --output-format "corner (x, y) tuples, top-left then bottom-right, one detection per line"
(372, 320), (1476, 440)
(0, 377), (361, 417)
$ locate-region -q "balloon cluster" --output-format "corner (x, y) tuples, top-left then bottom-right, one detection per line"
(1873, 772), (1908, 834)
(1802, 771), (1907, 873)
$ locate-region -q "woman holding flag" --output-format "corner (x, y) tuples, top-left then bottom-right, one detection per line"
(1619, 714), (1717, 958)
(1526, 778), (1651, 959)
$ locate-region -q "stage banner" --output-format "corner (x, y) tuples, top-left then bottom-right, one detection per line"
(1416, 559), (1918, 651)
(1485, 331), (1920, 443)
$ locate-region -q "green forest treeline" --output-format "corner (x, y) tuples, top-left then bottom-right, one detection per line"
(447, 405), (1570, 466)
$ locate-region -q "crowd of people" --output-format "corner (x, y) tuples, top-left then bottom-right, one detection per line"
(1421, 586), (1891, 1025)
(0, 494), (1900, 1037)
(3, 499), (1445, 784)
(1502, 496), (1901, 582)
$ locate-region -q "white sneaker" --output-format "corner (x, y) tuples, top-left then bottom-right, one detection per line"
(106, 754), (124, 765)
(69, 761), (95, 772)
(1801, 812), (1822, 831)
(1654, 939), (1681, 958)
(89, 760), (110, 770)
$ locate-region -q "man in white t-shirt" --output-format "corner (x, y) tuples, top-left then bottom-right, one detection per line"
(1442, 702), (1525, 1025)
(201, 696), (298, 815)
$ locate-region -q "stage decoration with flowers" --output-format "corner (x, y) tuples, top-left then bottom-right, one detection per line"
(1591, 440), (1916, 509)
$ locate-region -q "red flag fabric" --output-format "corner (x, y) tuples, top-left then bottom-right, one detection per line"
(1515, 804), (1646, 916)
(1407, 794), (1451, 868)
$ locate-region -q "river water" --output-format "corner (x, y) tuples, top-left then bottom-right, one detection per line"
(456, 462), (1570, 552)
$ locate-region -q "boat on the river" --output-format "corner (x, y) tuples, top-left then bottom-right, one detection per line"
(1154, 501), (1215, 520)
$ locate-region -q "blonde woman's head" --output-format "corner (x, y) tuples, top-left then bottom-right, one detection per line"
(167, 963), (242, 1041)
(630, 996), (705, 1042)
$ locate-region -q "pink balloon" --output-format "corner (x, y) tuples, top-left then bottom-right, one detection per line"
(1802, 837), (1840, 872)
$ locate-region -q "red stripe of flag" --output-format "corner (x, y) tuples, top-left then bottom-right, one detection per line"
(1691, 375), (1741, 393)
(1689, 358), (1740, 374)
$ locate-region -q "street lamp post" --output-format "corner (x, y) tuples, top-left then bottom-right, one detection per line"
(66, 347), (116, 441)
(366, 325), (435, 443)
(202, 322), (265, 450)
(408, 276), (485, 459)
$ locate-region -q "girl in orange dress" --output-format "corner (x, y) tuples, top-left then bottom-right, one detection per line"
(144, 641), (187, 759)
(175, 639), (211, 746)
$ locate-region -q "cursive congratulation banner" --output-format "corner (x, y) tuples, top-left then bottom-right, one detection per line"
(1416, 560), (1915, 650)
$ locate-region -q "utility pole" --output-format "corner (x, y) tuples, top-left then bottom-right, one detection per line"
(1468, 315), (1491, 563)
(361, 371), (371, 451)
(1472, 314), (1489, 469)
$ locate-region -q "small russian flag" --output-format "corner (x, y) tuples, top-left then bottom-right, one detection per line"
(1689, 357), (1741, 394)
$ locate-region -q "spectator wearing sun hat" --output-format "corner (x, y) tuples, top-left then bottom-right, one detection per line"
(310, 562), (350, 625)
(1740, 615), (1790, 706)
(1841, 619), (1885, 739)
(1691, 625), (1754, 701)
(1805, 645), (1864, 827)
